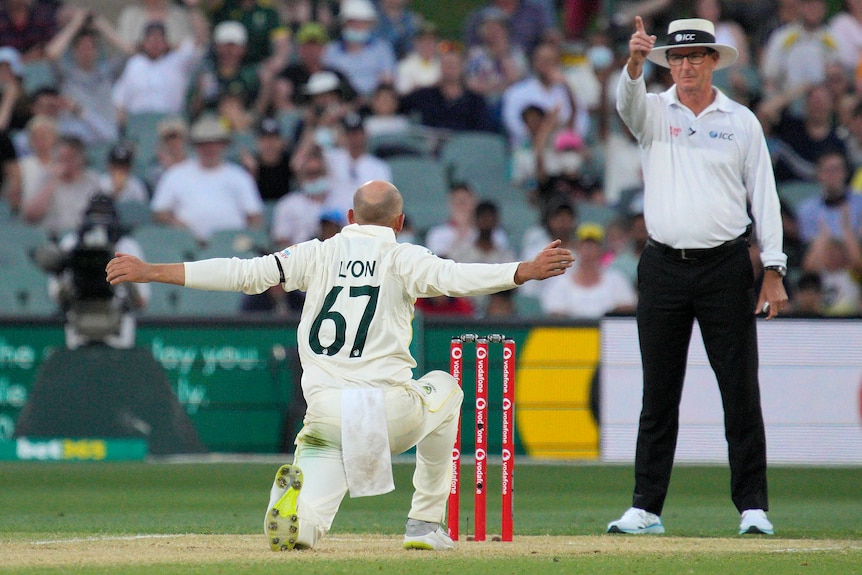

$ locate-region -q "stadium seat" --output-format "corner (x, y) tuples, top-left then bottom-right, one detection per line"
(176, 288), (245, 317)
(778, 181), (821, 212)
(500, 195), (539, 255)
(576, 201), (619, 229)
(0, 220), (49, 258)
(199, 228), (272, 258)
(388, 157), (450, 235)
(0, 198), (11, 222)
(21, 60), (56, 94)
(125, 112), (171, 179)
(514, 292), (543, 317)
(85, 141), (114, 173)
(0, 261), (58, 317)
(141, 282), (183, 317)
(439, 131), (513, 198)
(368, 130), (435, 159)
(116, 200), (152, 231)
(132, 224), (199, 263)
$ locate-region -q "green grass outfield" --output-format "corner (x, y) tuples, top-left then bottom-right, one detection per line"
(1, 461), (860, 574)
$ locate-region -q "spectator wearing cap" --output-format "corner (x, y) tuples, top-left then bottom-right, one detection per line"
(374, 0), (424, 59)
(0, 46), (29, 133)
(111, 18), (208, 125)
(188, 20), (261, 119)
(539, 222), (637, 319)
(209, 0), (282, 65)
(464, 8), (528, 112)
(277, 23), (355, 108)
(45, 8), (133, 147)
(463, 0), (550, 56)
(399, 48), (499, 133)
(240, 116), (294, 202)
(150, 115), (264, 242)
(117, 0), (194, 49)
(293, 70), (353, 152)
(318, 207), (345, 239)
(394, 20), (441, 95)
(99, 143), (149, 204)
(146, 116), (189, 190)
(319, 111), (391, 213)
(322, 0), (396, 99)
(0, 0), (57, 63)
(22, 135), (101, 234)
(271, 145), (334, 247)
(518, 193), (576, 297)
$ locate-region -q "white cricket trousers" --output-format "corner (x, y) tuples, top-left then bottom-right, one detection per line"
(268, 370), (463, 548)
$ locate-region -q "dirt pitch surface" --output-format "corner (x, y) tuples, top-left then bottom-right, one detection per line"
(5, 534), (857, 568)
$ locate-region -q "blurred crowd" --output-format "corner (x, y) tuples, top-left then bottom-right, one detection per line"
(1, 0), (861, 319)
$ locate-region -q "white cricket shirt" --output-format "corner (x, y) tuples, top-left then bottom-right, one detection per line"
(616, 68), (787, 268)
(184, 224), (519, 398)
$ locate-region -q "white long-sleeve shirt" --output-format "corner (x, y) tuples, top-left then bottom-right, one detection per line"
(184, 224), (519, 398)
(616, 67), (787, 268)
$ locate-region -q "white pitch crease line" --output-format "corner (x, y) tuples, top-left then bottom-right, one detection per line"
(31, 534), (196, 545)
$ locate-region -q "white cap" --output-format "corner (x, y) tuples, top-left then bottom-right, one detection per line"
(213, 21), (248, 45)
(340, 0), (377, 22)
(304, 71), (341, 95)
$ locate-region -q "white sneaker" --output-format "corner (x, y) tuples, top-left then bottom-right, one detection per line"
(607, 507), (665, 534)
(403, 522), (455, 550)
(265, 464), (304, 551)
(739, 509), (774, 535)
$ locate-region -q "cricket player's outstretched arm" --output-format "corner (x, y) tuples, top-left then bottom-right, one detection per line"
(106, 253), (185, 286)
(513, 240), (574, 285)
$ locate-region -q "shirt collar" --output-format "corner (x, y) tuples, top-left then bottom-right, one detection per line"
(342, 222), (397, 242)
(664, 84), (734, 115)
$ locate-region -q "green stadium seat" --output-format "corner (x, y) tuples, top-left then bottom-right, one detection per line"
(778, 181), (821, 212)
(0, 220), (49, 258)
(388, 157), (451, 235)
(125, 112), (171, 179)
(132, 224), (199, 263)
(176, 288), (245, 317)
(199, 228), (272, 258)
(22, 60), (56, 94)
(116, 200), (152, 231)
(141, 282), (183, 317)
(576, 202), (619, 229)
(439, 131), (513, 198)
(0, 261), (58, 317)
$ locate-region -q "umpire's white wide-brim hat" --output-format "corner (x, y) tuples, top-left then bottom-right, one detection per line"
(647, 18), (738, 70)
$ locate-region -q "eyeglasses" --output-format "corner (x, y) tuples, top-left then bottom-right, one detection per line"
(666, 51), (712, 66)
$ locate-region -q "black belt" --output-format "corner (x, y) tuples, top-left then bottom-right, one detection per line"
(647, 233), (750, 261)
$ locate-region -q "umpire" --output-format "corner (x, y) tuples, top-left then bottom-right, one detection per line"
(607, 17), (788, 536)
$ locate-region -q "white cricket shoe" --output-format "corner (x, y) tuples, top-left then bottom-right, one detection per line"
(607, 507), (665, 534)
(739, 509), (774, 535)
(265, 464), (304, 551)
(403, 519), (455, 550)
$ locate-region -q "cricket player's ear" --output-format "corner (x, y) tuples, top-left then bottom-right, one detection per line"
(347, 209), (356, 224)
(391, 213), (405, 233)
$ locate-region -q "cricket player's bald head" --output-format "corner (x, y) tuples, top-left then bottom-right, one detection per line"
(352, 180), (404, 228)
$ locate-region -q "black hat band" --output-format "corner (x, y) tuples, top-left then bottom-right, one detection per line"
(665, 29), (715, 47)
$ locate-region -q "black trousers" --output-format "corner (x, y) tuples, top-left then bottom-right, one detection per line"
(632, 241), (768, 515)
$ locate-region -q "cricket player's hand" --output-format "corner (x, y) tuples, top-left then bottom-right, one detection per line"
(514, 240), (575, 284)
(107, 253), (185, 286)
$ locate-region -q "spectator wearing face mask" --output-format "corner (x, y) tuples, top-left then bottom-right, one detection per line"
(271, 145), (334, 247)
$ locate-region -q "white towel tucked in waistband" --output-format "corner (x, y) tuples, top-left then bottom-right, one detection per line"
(341, 388), (395, 497)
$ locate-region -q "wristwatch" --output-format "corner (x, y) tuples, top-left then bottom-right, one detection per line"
(764, 265), (787, 278)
